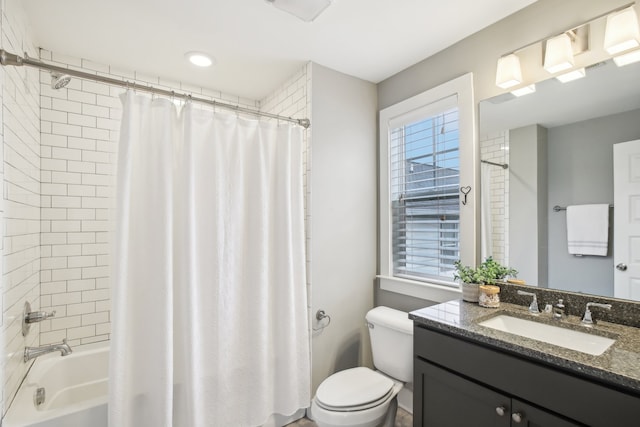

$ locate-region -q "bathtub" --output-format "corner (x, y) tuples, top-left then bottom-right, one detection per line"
(3, 341), (108, 427)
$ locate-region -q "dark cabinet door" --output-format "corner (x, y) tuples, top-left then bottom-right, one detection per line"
(415, 359), (585, 427)
(511, 400), (583, 427)
(415, 359), (510, 427)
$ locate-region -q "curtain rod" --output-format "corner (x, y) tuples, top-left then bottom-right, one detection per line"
(481, 159), (508, 169)
(0, 49), (311, 129)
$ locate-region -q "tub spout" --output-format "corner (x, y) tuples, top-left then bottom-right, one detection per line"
(24, 339), (72, 362)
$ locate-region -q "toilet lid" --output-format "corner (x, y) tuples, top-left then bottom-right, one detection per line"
(315, 367), (394, 411)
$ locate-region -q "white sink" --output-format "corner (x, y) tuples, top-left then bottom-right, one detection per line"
(478, 314), (616, 356)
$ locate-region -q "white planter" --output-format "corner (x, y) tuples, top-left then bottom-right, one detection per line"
(461, 282), (479, 302)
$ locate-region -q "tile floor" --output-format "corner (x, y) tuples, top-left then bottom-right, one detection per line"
(285, 407), (412, 427)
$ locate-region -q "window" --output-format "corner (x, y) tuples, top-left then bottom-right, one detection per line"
(391, 103), (460, 281)
(379, 74), (476, 300)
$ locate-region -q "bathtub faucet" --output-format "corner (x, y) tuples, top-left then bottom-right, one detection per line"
(24, 338), (72, 362)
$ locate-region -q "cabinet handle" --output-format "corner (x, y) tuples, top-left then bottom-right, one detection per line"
(512, 412), (523, 423)
(495, 406), (506, 416)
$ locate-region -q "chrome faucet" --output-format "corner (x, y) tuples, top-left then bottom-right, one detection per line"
(24, 339), (72, 362)
(517, 290), (540, 314)
(582, 302), (612, 325)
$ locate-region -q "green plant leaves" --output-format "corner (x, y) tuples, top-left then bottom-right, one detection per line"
(453, 257), (518, 285)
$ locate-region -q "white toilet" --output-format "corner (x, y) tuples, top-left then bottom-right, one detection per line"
(309, 306), (413, 427)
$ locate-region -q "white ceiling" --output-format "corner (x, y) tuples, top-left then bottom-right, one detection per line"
(22, 0), (537, 100)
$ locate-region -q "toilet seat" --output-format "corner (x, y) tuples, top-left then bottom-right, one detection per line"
(315, 367), (394, 412)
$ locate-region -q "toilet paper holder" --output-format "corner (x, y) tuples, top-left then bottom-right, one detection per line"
(313, 309), (331, 331)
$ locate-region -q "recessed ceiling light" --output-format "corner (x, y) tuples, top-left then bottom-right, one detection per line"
(185, 51), (215, 67)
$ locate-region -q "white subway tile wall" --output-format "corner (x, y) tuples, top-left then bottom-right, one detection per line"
(480, 131), (510, 265)
(260, 62), (312, 317)
(1, 1), (41, 414)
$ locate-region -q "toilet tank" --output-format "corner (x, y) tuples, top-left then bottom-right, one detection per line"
(366, 306), (413, 382)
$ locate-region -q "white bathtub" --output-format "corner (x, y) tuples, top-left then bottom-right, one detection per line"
(3, 341), (108, 427)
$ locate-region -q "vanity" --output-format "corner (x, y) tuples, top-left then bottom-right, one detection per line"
(410, 298), (640, 427)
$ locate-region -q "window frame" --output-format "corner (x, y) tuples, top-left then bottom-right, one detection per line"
(378, 73), (477, 302)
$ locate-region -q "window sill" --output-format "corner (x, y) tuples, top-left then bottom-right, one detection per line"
(377, 275), (461, 303)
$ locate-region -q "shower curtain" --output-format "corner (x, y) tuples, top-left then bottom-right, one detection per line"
(109, 92), (310, 427)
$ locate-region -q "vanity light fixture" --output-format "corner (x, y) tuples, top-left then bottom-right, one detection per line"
(265, 0), (332, 22)
(613, 48), (640, 66)
(604, 6), (640, 55)
(511, 84), (536, 97)
(543, 33), (575, 74)
(495, 54), (523, 89)
(185, 51), (215, 68)
(555, 67), (586, 83)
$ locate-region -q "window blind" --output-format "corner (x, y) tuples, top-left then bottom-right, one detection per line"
(390, 105), (460, 282)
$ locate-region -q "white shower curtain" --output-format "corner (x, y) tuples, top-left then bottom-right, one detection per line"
(109, 92), (310, 427)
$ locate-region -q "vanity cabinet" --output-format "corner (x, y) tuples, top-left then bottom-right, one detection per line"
(414, 325), (640, 427)
(417, 358), (580, 426)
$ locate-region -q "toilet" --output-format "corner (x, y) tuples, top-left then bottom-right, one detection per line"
(309, 306), (413, 427)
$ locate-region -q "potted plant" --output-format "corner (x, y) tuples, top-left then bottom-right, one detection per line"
(454, 257), (518, 302)
(481, 256), (518, 284)
(453, 260), (487, 302)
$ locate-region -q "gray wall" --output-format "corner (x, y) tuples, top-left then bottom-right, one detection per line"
(509, 125), (548, 286)
(547, 108), (640, 295)
(375, 281), (438, 313)
(310, 63), (378, 392)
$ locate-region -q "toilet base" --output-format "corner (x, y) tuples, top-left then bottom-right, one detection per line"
(309, 396), (397, 427)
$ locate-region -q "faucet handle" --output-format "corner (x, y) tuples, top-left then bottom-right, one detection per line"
(25, 310), (56, 324)
(582, 302), (612, 325)
(22, 301), (57, 337)
(517, 290), (540, 314)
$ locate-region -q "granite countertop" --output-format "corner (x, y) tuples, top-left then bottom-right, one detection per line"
(410, 300), (640, 394)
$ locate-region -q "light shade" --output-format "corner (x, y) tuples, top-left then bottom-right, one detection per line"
(556, 67), (586, 83)
(495, 54), (523, 89)
(266, 0), (331, 22)
(613, 48), (640, 66)
(544, 33), (574, 74)
(511, 84), (536, 97)
(604, 6), (640, 55)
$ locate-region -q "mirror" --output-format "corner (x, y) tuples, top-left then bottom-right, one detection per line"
(479, 58), (640, 299)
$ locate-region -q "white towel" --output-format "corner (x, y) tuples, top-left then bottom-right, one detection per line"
(566, 204), (609, 256)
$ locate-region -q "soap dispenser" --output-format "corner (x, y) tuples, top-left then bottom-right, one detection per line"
(553, 299), (565, 319)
